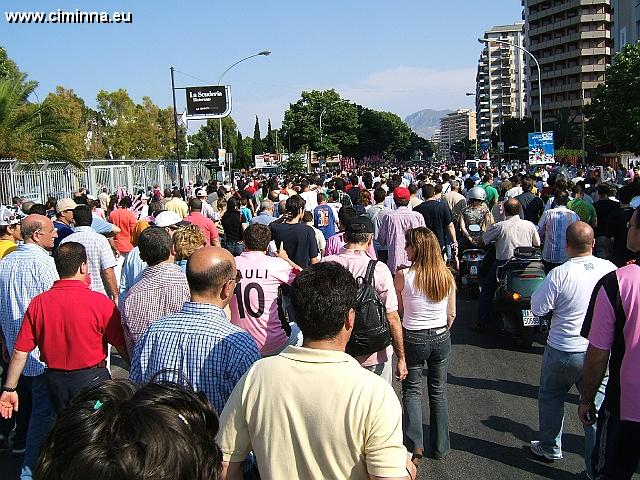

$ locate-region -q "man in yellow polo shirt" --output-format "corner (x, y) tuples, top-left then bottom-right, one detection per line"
(218, 261), (415, 480)
(0, 205), (24, 259)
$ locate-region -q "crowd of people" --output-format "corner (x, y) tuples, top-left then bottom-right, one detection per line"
(0, 159), (638, 479)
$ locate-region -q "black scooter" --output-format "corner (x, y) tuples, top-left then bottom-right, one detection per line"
(493, 246), (550, 348)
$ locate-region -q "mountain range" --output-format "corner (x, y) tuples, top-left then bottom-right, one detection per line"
(404, 109), (453, 139)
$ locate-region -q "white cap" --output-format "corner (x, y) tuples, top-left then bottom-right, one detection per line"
(154, 211), (189, 228)
(0, 205), (25, 226)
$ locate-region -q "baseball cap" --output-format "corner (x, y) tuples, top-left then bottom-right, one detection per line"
(154, 211), (190, 228)
(346, 216), (375, 235)
(393, 187), (411, 202)
(0, 205), (25, 226)
(56, 198), (78, 213)
(195, 188), (207, 197)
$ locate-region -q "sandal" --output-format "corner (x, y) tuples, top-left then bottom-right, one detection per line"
(411, 452), (423, 467)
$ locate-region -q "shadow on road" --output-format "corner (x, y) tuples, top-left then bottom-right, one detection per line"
(481, 415), (586, 457)
(447, 374), (580, 405)
(449, 431), (584, 479)
(451, 329), (546, 355)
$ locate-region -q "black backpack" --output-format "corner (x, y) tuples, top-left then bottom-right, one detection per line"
(346, 260), (392, 357)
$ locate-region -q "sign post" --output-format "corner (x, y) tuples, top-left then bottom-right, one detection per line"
(185, 86), (231, 119)
(528, 132), (555, 165)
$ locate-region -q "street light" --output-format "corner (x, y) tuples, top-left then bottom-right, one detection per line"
(217, 50), (271, 150)
(319, 99), (349, 144)
(478, 37), (543, 132)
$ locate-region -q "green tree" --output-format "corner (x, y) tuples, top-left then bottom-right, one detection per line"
(263, 118), (275, 153)
(243, 136), (254, 167)
(235, 130), (248, 169)
(283, 153), (306, 173)
(281, 89), (358, 155)
(252, 115), (263, 159)
(549, 108), (580, 149)
(405, 132), (435, 160)
(491, 117), (536, 150)
(0, 74), (72, 165)
(44, 86), (91, 161)
(96, 89), (137, 159)
(587, 43), (640, 152)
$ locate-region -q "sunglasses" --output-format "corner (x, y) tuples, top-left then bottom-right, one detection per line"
(230, 269), (243, 283)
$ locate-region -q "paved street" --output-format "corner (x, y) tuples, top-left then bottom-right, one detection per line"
(411, 295), (639, 480)
(1, 295), (638, 479)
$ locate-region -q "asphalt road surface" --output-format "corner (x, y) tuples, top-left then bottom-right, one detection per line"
(1, 295), (638, 479)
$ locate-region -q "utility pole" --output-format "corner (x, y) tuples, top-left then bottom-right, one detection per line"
(170, 67), (184, 193)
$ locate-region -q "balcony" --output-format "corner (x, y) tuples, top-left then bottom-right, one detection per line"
(528, 0), (583, 22)
(528, 13), (610, 38)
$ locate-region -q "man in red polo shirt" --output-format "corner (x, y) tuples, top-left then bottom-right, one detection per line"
(184, 197), (221, 247)
(0, 242), (129, 415)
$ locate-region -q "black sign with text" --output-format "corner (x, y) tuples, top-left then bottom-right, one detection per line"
(185, 85), (228, 117)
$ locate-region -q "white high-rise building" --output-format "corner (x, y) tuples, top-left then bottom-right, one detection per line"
(475, 22), (526, 146)
(438, 109), (476, 160)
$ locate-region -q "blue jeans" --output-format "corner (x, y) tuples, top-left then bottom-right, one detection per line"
(225, 241), (244, 257)
(538, 345), (607, 478)
(401, 328), (451, 458)
(21, 374), (55, 480)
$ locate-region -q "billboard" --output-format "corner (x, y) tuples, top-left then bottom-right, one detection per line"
(528, 131), (555, 165)
(185, 85), (231, 119)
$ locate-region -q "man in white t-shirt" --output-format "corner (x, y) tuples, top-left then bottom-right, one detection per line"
(529, 221), (616, 478)
(230, 224), (302, 356)
(299, 179), (318, 212)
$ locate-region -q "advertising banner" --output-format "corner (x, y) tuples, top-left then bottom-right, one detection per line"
(528, 131), (555, 165)
(185, 86), (231, 119)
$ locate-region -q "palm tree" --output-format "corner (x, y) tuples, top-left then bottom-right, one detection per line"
(550, 108), (580, 148)
(0, 74), (73, 166)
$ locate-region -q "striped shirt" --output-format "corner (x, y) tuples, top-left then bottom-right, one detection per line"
(378, 207), (426, 273)
(61, 226), (117, 296)
(130, 302), (260, 415)
(0, 244), (58, 376)
(120, 262), (190, 354)
(537, 206), (580, 264)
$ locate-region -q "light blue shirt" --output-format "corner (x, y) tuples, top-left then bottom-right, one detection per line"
(129, 302), (260, 415)
(0, 244), (58, 376)
(119, 246), (146, 303)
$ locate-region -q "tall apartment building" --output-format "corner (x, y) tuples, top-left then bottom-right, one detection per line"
(522, 0), (612, 124)
(612, 0), (640, 54)
(475, 22), (527, 146)
(438, 109), (477, 160)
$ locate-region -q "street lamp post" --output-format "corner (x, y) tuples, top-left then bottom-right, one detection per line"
(217, 50), (271, 153)
(478, 37), (543, 132)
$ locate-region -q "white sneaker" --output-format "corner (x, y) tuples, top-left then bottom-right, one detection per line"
(530, 440), (562, 460)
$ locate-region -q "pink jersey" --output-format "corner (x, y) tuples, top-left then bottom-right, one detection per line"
(230, 251), (297, 356)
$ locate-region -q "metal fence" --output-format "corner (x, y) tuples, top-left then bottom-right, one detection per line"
(0, 158), (212, 204)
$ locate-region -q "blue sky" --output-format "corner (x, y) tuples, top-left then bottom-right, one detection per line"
(2, 0), (522, 136)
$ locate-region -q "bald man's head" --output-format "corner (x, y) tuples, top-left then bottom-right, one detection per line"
(566, 221), (594, 255)
(504, 198), (522, 217)
(21, 214), (57, 249)
(186, 246), (236, 296)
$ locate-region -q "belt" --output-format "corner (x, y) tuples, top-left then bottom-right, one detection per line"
(47, 360), (107, 373)
(404, 326), (448, 336)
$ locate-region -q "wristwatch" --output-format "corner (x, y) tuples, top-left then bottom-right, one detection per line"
(2, 385), (17, 393)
